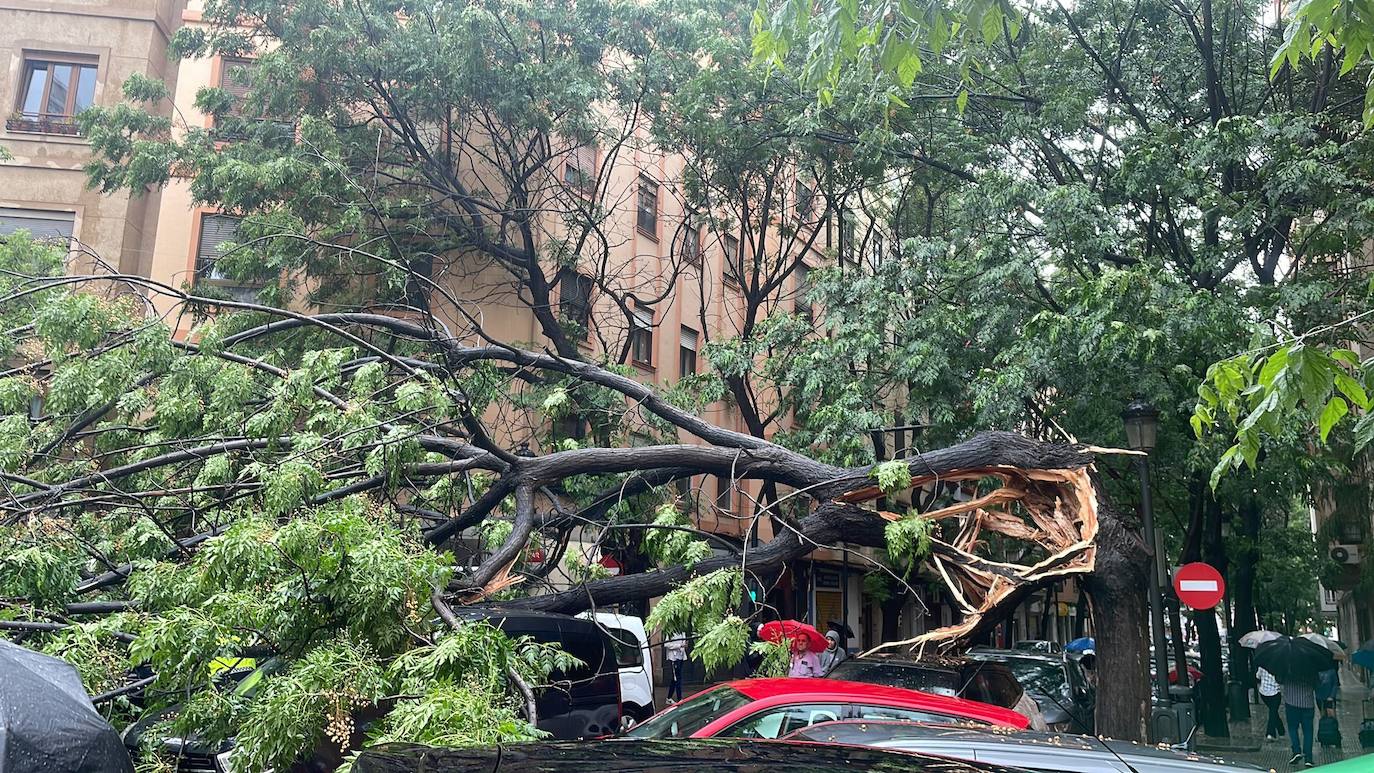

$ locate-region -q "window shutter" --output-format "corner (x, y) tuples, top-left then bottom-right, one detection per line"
(220, 59), (254, 100)
(0, 208), (74, 243)
(633, 305), (653, 329)
(680, 327), (698, 351)
(196, 214), (241, 278)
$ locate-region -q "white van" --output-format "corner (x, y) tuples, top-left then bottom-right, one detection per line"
(579, 612), (654, 726)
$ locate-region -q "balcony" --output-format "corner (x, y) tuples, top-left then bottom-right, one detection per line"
(6, 112), (81, 137)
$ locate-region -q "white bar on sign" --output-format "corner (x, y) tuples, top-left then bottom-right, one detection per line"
(1179, 580), (1218, 591)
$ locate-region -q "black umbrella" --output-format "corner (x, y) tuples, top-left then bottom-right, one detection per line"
(1253, 635), (1335, 684)
(0, 639), (134, 773)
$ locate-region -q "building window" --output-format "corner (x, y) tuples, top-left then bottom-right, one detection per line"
(680, 326), (698, 377)
(681, 225), (702, 266)
(630, 304), (653, 365)
(723, 234), (741, 287)
(636, 175), (659, 238)
(795, 180), (815, 221)
(839, 208), (857, 264)
(795, 263), (814, 324)
(554, 413), (587, 442)
(716, 476), (733, 512)
(10, 56), (97, 135)
(220, 58), (255, 114)
(195, 214), (260, 302)
(564, 144), (596, 193)
(0, 208), (75, 246)
(558, 268), (593, 339)
(869, 231), (885, 269)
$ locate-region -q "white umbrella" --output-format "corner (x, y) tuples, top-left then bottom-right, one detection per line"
(1301, 633), (1348, 661)
(1240, 629), (1282, 649)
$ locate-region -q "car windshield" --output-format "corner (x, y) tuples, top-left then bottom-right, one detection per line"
(625, 686), (753, 739)
(828, 661), (959, 697)
(995, 658), (1067, 695)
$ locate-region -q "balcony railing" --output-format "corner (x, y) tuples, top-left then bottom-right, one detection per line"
(5, 112), (81, 136)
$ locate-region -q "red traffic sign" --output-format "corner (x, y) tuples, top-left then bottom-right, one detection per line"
(1173, 562), (1225, 609)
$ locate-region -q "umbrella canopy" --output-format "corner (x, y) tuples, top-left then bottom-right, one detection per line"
(1353, 640), (1374, 671)
(1239, 629), (1283, 649)
(1300, 633), (1348, 661)
(1253, 635), (1336, 684)
(1065, 637), (1095, 653)
(759, 620), (829, 652)
(0, 639), (134, 773)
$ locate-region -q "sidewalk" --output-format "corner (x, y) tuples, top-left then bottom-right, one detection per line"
(1197, 684), (1371, 770)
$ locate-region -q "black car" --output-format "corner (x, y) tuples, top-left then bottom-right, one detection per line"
(965, 648), (1095, 734)
(351, 738), (1029, 773)
(452, 608), (623, 740)
(124, 610), (622, 771)
(788, 721), (1264, 773)
(828, 655), (1025, 706)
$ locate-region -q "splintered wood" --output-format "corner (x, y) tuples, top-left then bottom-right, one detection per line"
(861, 465), (1099, 657)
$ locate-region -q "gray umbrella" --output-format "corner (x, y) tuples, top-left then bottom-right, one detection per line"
(0, 639), (134, 773)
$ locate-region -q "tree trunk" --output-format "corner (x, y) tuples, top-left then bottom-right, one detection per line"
(1228, 497), (1260, 700)
(1081, 498), (1151, 741)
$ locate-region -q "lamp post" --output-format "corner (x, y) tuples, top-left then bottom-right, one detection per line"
(1122, 398), (1174, 720)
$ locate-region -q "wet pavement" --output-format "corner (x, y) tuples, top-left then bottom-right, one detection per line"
(1196, 682), (1373, 771)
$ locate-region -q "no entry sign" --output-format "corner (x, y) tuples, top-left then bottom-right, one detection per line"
(1173, 562), (1225, 610)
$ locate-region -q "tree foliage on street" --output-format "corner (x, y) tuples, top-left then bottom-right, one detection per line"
(2, 0), (1369, 761)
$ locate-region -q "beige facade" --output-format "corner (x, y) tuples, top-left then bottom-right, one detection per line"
(0, 0), (185, 274)
(3, 0), (907, 650)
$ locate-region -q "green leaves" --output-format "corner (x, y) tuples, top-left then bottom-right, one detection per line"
(1194, 340), (1374, 486)
(872, 459), (913, 494)
(884, 513), (932, 572)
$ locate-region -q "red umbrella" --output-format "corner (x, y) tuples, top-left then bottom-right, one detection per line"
(759, 620), (828, 652)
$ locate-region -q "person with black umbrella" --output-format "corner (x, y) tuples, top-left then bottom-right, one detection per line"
(1254, 635), (1335, 768)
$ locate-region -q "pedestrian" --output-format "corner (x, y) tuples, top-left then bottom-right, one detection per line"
(817, 630), (847, 675)
(788, 636), (822, 678)
(1280, 671), (1319, 767)
(664, 631), (688, 704)
(1257, 666), (1285, 741)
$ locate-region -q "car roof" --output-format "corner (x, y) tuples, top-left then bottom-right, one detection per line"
(721, 678), (1028, 727)
(791, 722), (1263, 772)
(351, 739), (1025, 772)
(967, 648), (1063, 664)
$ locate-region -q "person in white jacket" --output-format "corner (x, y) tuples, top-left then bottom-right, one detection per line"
(664, 632), (688, 704)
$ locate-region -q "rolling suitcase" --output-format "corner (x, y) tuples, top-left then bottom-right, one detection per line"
(1318, 710), (1342, 748)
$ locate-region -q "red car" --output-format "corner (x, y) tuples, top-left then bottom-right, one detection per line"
(624, 678), (1029, 741)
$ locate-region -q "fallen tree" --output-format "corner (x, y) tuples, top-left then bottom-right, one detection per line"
(0, 261), (1149, 767)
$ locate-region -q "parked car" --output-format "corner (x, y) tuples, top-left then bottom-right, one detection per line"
(966, 648), (1095, 734)
(828, 654), (1048, 730)
(350, 738), (1027, 773)
(622, 677), (1029, 741)
(787, 721), (1265, 773)
(578, 611), (654, 725)
(1014, 640), (1063, 654)
(124, 609), (622, 771)
(449, 608), (623, 739)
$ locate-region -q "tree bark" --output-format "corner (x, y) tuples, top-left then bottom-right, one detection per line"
(1081, 498), (1151, 741)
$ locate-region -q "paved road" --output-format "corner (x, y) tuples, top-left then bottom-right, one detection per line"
(1198, 683), (1372, 770)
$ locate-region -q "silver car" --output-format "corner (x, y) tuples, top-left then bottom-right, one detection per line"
(785, 721), (1266, 773)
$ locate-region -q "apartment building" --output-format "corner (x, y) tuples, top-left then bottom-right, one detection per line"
(0, 0), (186, 274)
(0, 0), (948, 655)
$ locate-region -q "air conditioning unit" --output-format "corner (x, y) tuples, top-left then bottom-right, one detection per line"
(1330, 545), (1361, 565)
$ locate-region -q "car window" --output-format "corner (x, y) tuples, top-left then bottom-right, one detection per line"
(719, 703), (846, 739)
(986, 657), (1068, 696)
(853, 704), (972, 725)
(604, 626), (642, 668)
(624, 686), (752, 739)
(827, 661), (959, 696)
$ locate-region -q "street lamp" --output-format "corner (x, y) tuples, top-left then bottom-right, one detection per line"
(1123, 396), (1176, 740)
